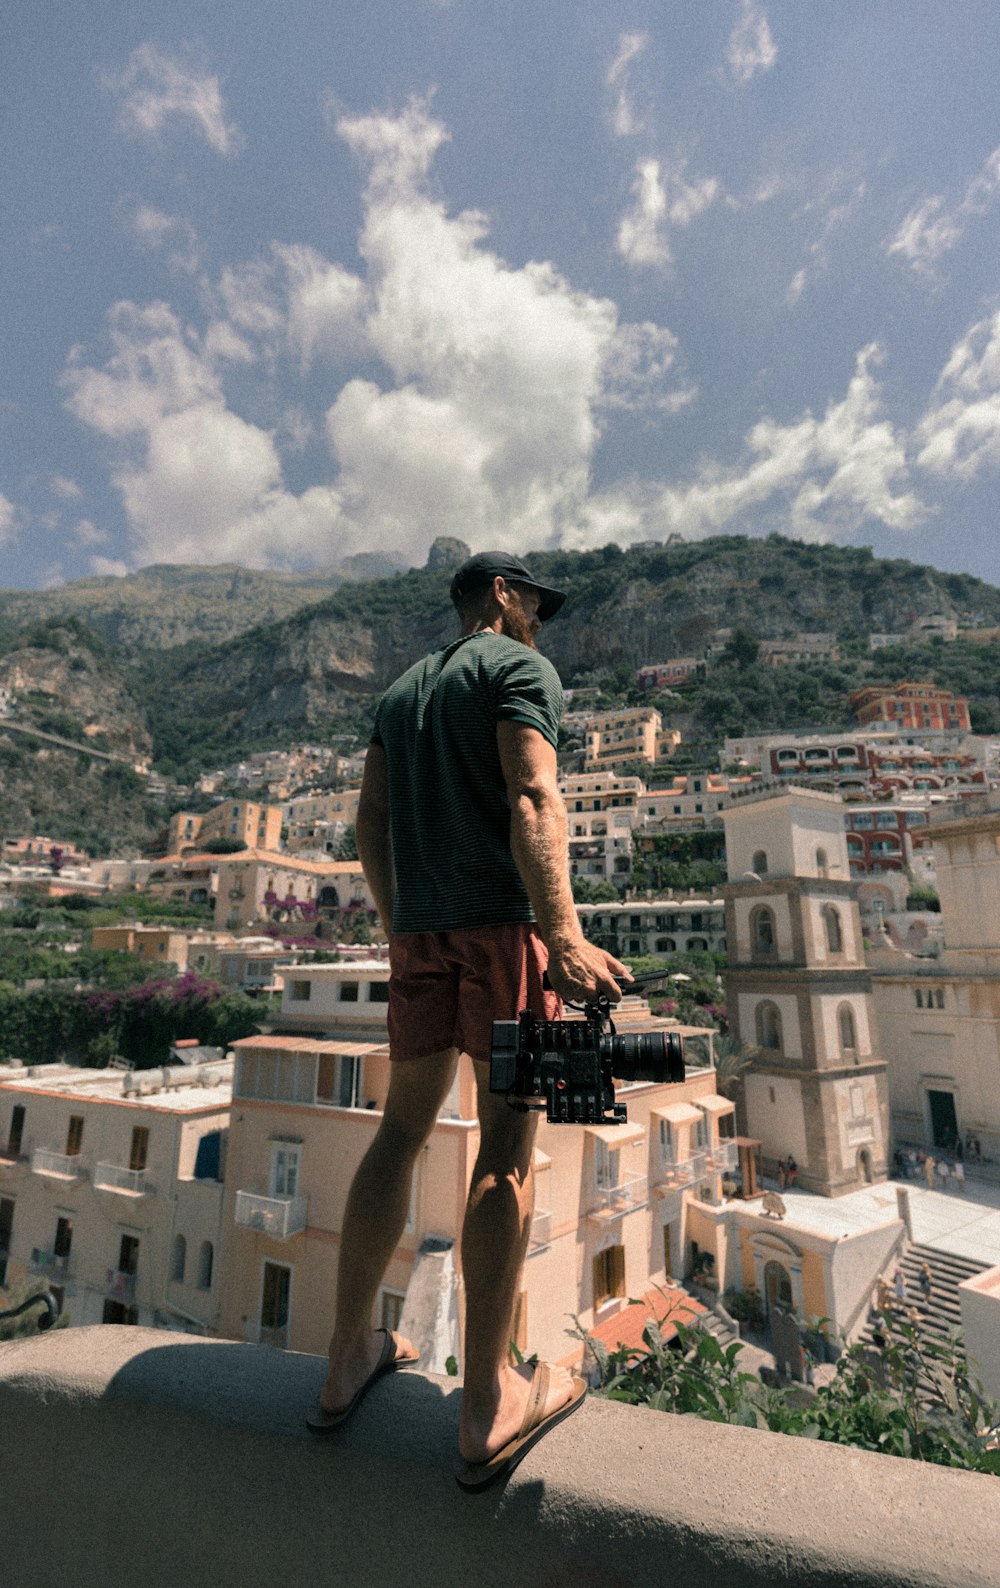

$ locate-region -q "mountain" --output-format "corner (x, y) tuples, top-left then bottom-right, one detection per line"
(2, 536), (1000, 840)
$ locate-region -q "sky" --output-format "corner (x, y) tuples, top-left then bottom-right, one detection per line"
(4, 0), (1000, 591)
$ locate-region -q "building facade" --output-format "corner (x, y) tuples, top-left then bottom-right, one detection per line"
(722, 789), (890, 1197)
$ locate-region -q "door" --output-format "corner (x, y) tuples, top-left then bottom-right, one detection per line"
(928, 1090), (958, 1151)
(65, 1116), (84, 1157)
(260, 1261), (291, 1345)
(662, 1221), (673, 1279)
(129, 1127), (149, 1172)
(119, 1234), (139, 1275)
(6, 1105), (25, 1157)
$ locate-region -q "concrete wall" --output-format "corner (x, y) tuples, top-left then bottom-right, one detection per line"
(2, 1326), (997, 1588)
(960, 1265), (1000, 1405)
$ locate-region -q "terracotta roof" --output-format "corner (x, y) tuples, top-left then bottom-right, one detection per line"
(587, 1287), (706, 1354)
(231, 1034), (389, 1056)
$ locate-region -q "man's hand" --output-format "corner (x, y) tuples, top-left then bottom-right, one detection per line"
(545, 938), (633, 1005)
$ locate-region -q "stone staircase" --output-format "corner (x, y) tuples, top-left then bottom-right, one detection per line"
(858, 1242), (989, 1350)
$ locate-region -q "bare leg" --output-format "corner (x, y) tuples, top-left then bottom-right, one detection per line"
(458, 1060), (574, 1464)
(320, 1047), (458, 1413)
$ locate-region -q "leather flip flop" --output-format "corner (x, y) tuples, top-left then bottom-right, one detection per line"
(455, 1365), (588, 1492)
(307, 1329), (418, 1434)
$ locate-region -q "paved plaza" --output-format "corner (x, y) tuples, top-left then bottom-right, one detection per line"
(773, 1170), (1000, 1269)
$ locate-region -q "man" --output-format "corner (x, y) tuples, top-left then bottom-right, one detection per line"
(309, 551), (629, 1490)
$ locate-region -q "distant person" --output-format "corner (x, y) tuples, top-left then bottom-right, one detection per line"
(307, 551), (628, 1491)
(919, 1263), (933, 1304)
(786, 1156), (798, 1188)
(776, 1158), (786, 1191)
(953, 1158), (966, 1193)
(893, 1269), (908, 1308)
(938, 1158), (950, 1191)
(924, 1154), (936, 1190)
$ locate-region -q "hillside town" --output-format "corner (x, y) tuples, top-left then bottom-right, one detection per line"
(3, 624), (1000, 1450)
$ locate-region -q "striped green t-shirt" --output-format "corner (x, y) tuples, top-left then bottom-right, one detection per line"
(370, 631), (564, 933)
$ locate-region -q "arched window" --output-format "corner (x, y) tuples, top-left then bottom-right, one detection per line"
(838, 1004), (857, 1052)
(198, 1240), (214, 1290)
(823, 905), (843, 953)
(172, 1234), (186, 1284)
(755, 1002), (782, 1051)
(816, 847), (829, 878)
(751, 906), (776, 957)
(656, 937), (676, 953)
(752, 850), (768, 875)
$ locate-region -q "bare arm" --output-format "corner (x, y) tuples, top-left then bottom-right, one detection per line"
(355, 744), (394, 936)
(497, 719), (631, 1003)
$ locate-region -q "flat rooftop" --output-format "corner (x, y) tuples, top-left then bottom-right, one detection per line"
(0, 1060), (233, 1113)
(773, 1172), (1000, 1267)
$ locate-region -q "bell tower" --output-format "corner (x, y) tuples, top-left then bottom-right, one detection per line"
(721, 788), (889, 1197)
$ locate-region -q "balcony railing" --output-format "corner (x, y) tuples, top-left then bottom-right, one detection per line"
(105, 1268), (138, 1302)
(528, 1209), (552, 1253)
(589, 1171), (648, 1218)
(704, 1140), (739, 1174)
(234, 1190), (308, 1240)
(32, 1148), (88, 1181)
(243, 1319), (289, 1349)
(94, 1163), (152, 1196)
(30, 1248), (72, 1281)
(654, 1152), (709, 1193)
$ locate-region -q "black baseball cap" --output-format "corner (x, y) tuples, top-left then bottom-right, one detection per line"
(449, 551), (567, 622)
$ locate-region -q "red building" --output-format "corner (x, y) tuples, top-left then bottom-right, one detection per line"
(850, 682), (971, 733)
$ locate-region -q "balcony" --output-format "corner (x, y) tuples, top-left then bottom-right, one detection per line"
(234, 1190), (308, 1240)
(32, 1148), (88, 1181)
(29, 1248), (73, 1284)
(106, 1268), (138, 1303)
(653, 1152), (709, 1195)
(94, 1163), (153, 1197)
(243, 1319), (289, 1348)
(704, 1140), (739, 1175)
(588, 1171), (647, 1221)
(527, 1208), (552, 1254)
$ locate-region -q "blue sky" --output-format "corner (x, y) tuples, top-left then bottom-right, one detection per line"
(4, 0), (1000, 590)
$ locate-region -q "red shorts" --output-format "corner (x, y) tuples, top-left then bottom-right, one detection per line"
(387, 922), (562, 1063)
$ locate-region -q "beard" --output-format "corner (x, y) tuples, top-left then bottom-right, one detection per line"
(499, 598), (538, 649)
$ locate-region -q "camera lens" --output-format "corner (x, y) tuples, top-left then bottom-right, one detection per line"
(608, 1030), (684, 1084)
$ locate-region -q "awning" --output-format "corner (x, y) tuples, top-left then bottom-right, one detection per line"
(697, 1094), (736, 1115)
(585, 1121), (646, 1146)
(652, 1103), (704, 1127)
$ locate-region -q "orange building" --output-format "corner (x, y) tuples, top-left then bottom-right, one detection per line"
(850, 682), (971, 733)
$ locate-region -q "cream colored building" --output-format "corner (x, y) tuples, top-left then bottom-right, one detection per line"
(583, 708), (680, 771)
(868, 791), (1000, 1161)
(282, 789), (363, 857)
(722, 788), (890, 1197)
(560, 772), (642, 883)
(0, 1057), (231, 1333)
(167, 800), (283, 857)
(213, 853), (376, 934)
(215, 963), (739, 1369)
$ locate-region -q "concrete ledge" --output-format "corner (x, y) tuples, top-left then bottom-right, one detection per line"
(2, 1327), (998, 1588)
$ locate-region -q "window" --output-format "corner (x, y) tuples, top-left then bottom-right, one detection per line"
(368, 981), (390, 1003)
(752, 850), (768, 874)
(119, 1234), (139, 1276)
(823, 906), (843, 953)
(593, 1245), (625, 1307)
(339, 982), (360, 1002)
(751, 906), (776, 957)
(65, 1116), (84, 1157)
(756, 1002), (782, 1051)
(172, 1234), (186, 1284)
(594, 1139), (619, 1190)
(289, 980), (311, 1002)
(6, 1105), (25, 1158)
(380, 1289), (406, 1333)
(270, 1143), (301, 1199)
(0, 1196), (13, 1257)
(198, 1241), (214, 1290)
(838, 1005), (857, 1052)
(815, 848), (828, 878)
(129, 1127), (149, 1173)
(935, 989), (944, 1009)
(915, 989), (923, 1009)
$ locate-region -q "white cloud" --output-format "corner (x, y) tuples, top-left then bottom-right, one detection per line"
(572, 344), (922, 546)
(108, 43), (243, 156)
(273, 243), (369, 370)
(606, 31), (649, 138)
(71, 519), (110, 549)
(786, 182), (866, 305)
(0, 492), (16, 545)
(51, 474), (82, 500)
(726, 0), (778, 83)
(887, 145), (1000, 277)
(131, 205), (201, 274)
(617, 157), (718, 269)
(88, 556), (129, 578)
(601, 322), (696, 413)
(915, 309), (1000, 477)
